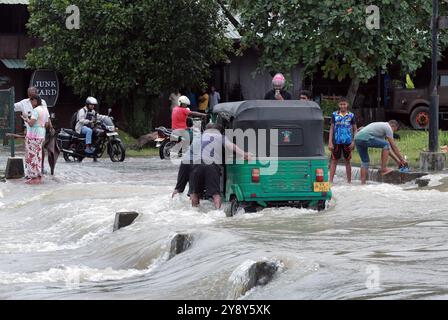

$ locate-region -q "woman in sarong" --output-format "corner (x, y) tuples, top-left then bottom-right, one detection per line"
(22, 95), (48, 184)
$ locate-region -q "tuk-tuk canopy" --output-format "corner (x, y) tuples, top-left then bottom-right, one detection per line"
(213, 100), (325, 158)
(212, 100), (322, 120)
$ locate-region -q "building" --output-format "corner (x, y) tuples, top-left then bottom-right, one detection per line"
(0, 0), (83, 132)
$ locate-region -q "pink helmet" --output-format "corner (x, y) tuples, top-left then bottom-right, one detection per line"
(272, 73), (286, 88)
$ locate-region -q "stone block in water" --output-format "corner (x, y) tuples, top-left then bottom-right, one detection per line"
(168, 233), (193, 259)
(5, 157), (24, 179)
(113, 212), (139, 232)
(227, 260), (280, 299)
(415, 178), (430, 188)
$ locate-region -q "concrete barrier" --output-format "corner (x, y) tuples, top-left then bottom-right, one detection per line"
(336, 166), (428, 185)
(168, 233), (193, 259)
(5, 157), (24, 179)
(420, 152), (446, 172)
(227, 259), (280, 299)
(378, 170), (428, 185)
(113, 212), (139, 232)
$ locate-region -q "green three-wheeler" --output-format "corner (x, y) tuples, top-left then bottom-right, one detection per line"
(212, 100), (332, 216)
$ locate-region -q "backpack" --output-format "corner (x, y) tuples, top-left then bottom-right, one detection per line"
(70, 111), (78, 130)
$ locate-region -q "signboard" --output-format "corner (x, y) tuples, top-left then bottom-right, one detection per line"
(29, 70), (59, 107)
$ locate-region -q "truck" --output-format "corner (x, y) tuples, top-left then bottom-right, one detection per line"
(387, 70), (448, 129)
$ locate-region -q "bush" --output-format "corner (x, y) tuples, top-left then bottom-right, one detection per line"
(320, 99), (339, 117)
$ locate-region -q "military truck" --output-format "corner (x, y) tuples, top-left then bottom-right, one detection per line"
(387, 70), (448, 129)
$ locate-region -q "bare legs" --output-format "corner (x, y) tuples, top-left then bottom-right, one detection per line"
(329, 159), (352, 184)
(212, 194), (222, 209)
(329, 160), (337, 184)
(191, 193), (200, 207)
(381, 149), (394, 175)
(360, 167), (368, 184)
(191, 194), (222, 209)
(345, 160), (352, 183)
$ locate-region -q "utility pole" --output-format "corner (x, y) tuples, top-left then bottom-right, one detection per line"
(420, 0), (446, 171)
(429, 0), (439, 152)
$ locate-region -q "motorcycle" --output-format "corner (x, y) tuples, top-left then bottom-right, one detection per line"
(57, 110), (126, 162)
(155, 117), (206, 160)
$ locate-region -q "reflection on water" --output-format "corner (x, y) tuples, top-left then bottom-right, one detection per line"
(1, 156), (448, 299)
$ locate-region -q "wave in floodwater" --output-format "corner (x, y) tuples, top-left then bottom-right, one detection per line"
(1, 156), (448, 299)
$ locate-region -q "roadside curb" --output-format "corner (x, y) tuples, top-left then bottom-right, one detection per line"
(335, 165), (430, 185)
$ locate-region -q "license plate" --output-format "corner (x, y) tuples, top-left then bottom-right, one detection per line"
(314, 182), (330, 192)
(107, 132), (118, 137)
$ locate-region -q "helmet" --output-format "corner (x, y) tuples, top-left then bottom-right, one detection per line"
(85, 96), (98, 105)
(178, 95), (191, 106)
(272, 73), (286, 88)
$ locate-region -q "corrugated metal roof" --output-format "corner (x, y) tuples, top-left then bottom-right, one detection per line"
(225, 24), (241, 40)
(224, 12), (242, 40)
(1, 59), (26, 69)
(0, 0), (29, 4)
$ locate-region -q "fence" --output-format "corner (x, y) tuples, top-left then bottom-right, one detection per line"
(0, 88), (15, 157)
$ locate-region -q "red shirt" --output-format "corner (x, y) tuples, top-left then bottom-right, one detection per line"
(171, 106), (191, 130)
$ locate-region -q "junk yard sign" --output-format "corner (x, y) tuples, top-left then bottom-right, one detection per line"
(30, 70), (60, 107)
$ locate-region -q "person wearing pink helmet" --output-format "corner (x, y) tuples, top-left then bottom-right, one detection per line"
(264, 73), (292, 100)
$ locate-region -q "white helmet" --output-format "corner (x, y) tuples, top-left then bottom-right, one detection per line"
(178, 95), (190, 106)
(85, 96), (98, 105)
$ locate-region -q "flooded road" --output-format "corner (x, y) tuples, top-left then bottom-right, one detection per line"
(1, 155), (448, 300)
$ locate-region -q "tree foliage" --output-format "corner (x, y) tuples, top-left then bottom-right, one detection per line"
(26, 0), (231, 135)
(226, 0), (448, 103)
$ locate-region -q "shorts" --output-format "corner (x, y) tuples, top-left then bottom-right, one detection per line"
(190, 164), (222, 197)
(331, 144), (352, 161)
(355, 138), (390, 168)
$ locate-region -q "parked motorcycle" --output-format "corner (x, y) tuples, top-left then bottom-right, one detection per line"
(154, 126), (178, 160)
(155, 117), (205, 160)
(57, 111), (126, 162)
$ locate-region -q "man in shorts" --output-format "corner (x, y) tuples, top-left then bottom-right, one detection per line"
(328, 98), (357, 183)
(190, 123), (251, 209)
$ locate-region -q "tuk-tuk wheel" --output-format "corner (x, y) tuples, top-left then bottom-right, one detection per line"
(317, 200), (326, 212)
(225, 196), (240, 217)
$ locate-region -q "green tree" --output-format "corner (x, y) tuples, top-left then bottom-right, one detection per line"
(26, 0), (231, 136)
(224, 0), (448, 106)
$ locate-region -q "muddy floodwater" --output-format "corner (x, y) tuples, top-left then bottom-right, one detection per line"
(1, 156), (448, 300)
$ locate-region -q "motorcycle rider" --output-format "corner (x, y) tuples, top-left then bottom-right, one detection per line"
(75, 97), (106, 154)
(171, 95), (207, 156)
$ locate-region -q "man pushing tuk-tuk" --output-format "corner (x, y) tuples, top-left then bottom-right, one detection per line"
(189, 123), (251, 209)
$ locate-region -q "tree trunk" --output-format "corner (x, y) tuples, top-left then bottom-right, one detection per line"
(347, 76), (360, 108)
(121, 89), (159, 137)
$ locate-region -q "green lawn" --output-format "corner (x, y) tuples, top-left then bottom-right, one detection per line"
(120, 128), (448, 165)
(326, 130), (448, 169)
(117, 129), (159, 158)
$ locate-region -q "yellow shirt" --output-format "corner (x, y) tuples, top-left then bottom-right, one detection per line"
(198, 93), (209, 111)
